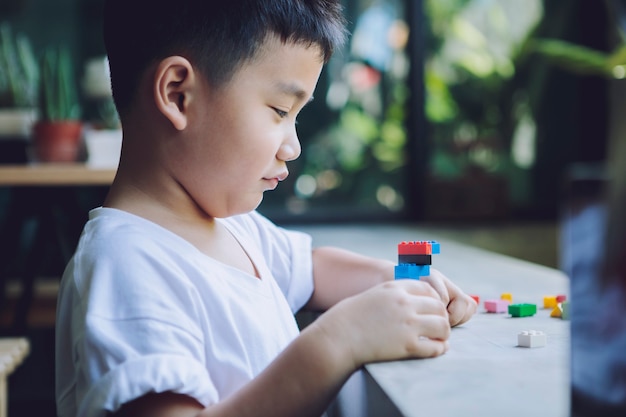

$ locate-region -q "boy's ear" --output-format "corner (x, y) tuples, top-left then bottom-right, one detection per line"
(153, 56), (196, 131)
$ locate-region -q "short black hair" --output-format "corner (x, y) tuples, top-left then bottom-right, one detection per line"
(103, 0), (347, 117)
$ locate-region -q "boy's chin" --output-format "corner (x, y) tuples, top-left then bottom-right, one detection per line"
(234, 195), (265, 217)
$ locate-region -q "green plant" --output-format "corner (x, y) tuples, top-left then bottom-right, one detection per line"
(529, 0), (626, 78)
(530, 38), (626, 78)
(0, 23), (38, 108)
(38, 46), (81, 121)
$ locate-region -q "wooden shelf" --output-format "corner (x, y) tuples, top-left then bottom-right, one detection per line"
(0, 164), (115, 187)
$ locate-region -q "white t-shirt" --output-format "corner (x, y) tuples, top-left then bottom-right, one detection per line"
(56, 208), (314, 417)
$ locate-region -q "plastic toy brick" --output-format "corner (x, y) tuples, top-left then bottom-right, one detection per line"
(425, 240), (441, 254)
(561, 301), (570, 320)
(518, 330), (547, 348)
(398, 241), (432, 255)
(484, 299), (509, 313)
(398, 254), (432, 265)
(394, 264), (430, 279)
(508, 303), (537, 317)
(550, 304), (562, 318)
(470, 295), (480, 304)
(543, 296), (558, 309)
(500, 293), (513, 303)
(556, 294), (567, 303)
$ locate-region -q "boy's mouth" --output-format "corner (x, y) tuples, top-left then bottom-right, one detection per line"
(264, 171), (289, 182)
(263, 171), (289, 190)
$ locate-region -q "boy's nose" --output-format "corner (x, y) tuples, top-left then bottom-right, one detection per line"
(278, 129), (301, 162)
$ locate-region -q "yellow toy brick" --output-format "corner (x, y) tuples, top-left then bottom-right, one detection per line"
(500, 293), (513, 303)
(543, 295), (558, 309)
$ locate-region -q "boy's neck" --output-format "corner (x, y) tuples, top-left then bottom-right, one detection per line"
(104, 165), (258, 278)
(105, 151), (217, 232)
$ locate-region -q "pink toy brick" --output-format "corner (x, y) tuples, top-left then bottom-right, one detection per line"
(484, 299), (509, 313)
(556, 294), (567, 303)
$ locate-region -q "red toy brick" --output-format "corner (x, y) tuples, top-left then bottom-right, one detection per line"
(398, 241), (432, 255)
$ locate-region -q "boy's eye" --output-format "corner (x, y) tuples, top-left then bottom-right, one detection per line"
(273, 108), (289, 119)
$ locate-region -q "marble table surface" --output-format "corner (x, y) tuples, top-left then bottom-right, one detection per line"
(294, 224), (570, 417)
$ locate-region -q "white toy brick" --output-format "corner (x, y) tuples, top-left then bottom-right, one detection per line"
(517, 330), (546, 348)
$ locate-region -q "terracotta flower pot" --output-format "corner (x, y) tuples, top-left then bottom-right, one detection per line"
(32, 120), (83, 163)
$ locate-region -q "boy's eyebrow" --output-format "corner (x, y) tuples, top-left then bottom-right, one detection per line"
(275, 81), (315, 103)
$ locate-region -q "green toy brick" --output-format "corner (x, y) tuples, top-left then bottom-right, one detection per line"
(508, 303), (537, 317)
(561, 301), (570, 320)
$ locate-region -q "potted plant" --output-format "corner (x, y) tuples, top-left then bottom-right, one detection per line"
(0, 23), (38, 163)
(82, 56), (122, 168)
(32, 46), (82, 163)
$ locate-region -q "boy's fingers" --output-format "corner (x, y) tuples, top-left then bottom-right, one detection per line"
(419, 273), (450, 306)
(409, 314), (451, 341)
(447, 294), (477, 326)
(391, 279), (441, 301)
(447, 299), (465, 327)
(408, 338), (449, 358)
(411, 295), (448, 319)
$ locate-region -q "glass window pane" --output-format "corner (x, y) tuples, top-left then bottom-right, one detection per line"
(259, 0), (411, 222)
(423, 0), (544, 221)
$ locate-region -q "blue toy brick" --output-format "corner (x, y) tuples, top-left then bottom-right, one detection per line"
(426, 240), (441, 254)
(394, 264), (430, 279)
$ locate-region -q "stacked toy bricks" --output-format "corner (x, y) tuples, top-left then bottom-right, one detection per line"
(394, 240), (440, 280)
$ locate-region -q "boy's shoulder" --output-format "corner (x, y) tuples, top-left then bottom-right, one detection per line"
(74, 208), (198, 274)
(79, 208), (270, 258)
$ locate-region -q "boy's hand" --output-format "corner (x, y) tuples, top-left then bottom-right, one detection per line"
(313, 280), (450, 371)
(419, 268), (477, 327)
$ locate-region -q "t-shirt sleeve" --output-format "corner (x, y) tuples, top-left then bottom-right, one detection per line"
(227, 211), (314, 313)
(71, 234), (218, 416)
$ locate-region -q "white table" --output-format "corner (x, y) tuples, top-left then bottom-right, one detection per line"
(295, 224), (570, 417)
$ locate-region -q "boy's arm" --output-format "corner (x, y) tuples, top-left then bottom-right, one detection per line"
(307, 246), (395, 310)
(116, 327), (350, 417)
(116, 279), (450, 417)
(307, 246), (477, 326)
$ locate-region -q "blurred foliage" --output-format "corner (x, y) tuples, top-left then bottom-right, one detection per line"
(0, 22), (38, 108)
(423, 0), (543, 179)
(528, 0), (626, 78)
(269, 0), (546, 216)
(272, 0), (410, 215)
(38, 46), (81, 121)
(530, 39), (626, 78)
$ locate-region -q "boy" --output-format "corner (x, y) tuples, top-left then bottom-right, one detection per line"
(55, 1), (477, 416)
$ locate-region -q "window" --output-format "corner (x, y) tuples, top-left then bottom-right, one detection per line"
(260, 0), (413, 223)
